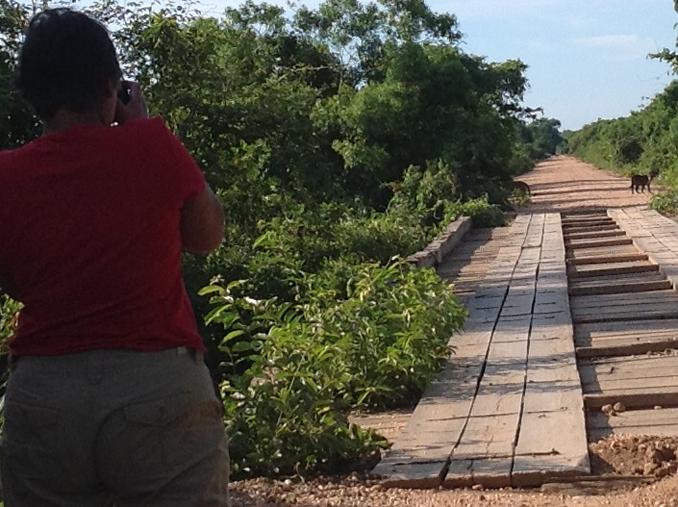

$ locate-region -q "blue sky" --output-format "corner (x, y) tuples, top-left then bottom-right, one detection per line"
(431, 0), (678, 131)
(192, 0), (678, 131)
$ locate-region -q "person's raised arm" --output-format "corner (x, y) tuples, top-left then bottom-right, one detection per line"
(115, 80), (225, 254)
(180, 185), (225, 255)
(114, 81), (148, 124)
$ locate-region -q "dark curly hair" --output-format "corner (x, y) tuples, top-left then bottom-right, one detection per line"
(15, 8), (122, 120)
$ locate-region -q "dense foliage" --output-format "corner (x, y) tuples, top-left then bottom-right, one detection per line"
(202, 261), (465, 475)
(0, 0), (550, 476)
(519, 117), (566, 163)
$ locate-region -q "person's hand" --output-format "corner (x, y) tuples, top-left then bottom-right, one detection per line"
(114, 81), (148, 124)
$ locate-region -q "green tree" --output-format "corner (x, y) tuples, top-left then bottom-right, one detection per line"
(0, 0), (39, 149)
(522, 117), (565, 159)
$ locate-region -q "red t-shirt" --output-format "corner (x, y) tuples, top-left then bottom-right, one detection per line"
(0, 117), (207, 355)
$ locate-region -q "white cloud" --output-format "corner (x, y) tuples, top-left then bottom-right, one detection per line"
(573, 34), (660, 61)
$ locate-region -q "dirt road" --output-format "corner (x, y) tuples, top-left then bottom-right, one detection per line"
(232, 157), (676, 507)
(516, 156), (653, 212)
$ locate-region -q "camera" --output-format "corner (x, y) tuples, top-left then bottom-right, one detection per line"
(117, 87), (131, 105)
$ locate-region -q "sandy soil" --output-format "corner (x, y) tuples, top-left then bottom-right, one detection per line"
(232, 472), (678, 506)
(515, 156), (654, 212)
(231, 157), (677, 506)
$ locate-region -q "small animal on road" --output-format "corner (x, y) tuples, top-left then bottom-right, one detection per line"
(630, 170), (659, 193)
(513, 180), (531, 195)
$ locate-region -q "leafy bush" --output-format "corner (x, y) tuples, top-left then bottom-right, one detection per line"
(0, 293), (20, 344)
(651, 189), (678, 215)
(518, 118), (566, 161)
(0, 293), (20, 398)
(333, 214), (426, 264)
(201, 258), (466, 476)
(509, 186), (532, 208)
(302, 259), (466, 407)
(200, 281), (386, 477)
(243, 203), (428, 301)
(508, 142), (537, 176)
(387, 160), (460, 229)
(445, 195), (507, 228)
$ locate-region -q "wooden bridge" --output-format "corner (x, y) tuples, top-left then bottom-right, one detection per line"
(372, 207), (678, 488)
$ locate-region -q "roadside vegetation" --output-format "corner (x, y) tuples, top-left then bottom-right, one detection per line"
(0, 0), (562, 477)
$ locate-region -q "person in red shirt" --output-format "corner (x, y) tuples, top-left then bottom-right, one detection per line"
(0, 8), (229, 506)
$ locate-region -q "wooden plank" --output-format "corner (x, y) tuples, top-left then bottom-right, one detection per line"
(562, 217), (616, 223)
(581, 371), (678, 394)
(523, 214), (545, 249)
(375, 324), (495, 478)
(580, 355), (678, 379)
(578, 329), (678, 343)
(577, 330), (678, 345)
(611, 209), (678, 296)
(563, 226), (619, 234)
(568, 262), (657, 278)
(568, 280), (672, 296)
(576, 318), (678, 340)
(573, 291), (678, 307)
(512, 214), (589, 486)
(567, 241), (637, 251)
(569, 270), (665, 284)
(572, 300), (678, 318)
(564, 212), (613, 218)
(576, 338), (678, 358)
(466, 295), (505, 312)
(590, 426), (678, 441)
(447, 414), (520, 488)
(375, 217), (534, 485)
(562, 224), (620, 233)
(563, 230), (626, 240)
(581, 353), (678, 367)
(513, 356), (589, 483)
(485, 336), (528, 364)
(583, 392), (678, 410)
(574, 309), (678, 324)
(567, 245), (640, 260)
(588, 407), (678, 439)
(441, 460), (474, 488)
(565, 237), (633, 248)
(534, 295), (569, 315)
(374, 462), (447, 488)
(571, 290), (678, 309)
(573, 309), (678, 324)
(446, 244), (539, 488)
(512, 408), (590, 486)
(567, 254), (648, 266)
(562, 219), (615, 227)
(501, 302), (534, 318)
(582, 379), (678, 398)
(373, 354), (483, 466)
(446, 224), (544, 487)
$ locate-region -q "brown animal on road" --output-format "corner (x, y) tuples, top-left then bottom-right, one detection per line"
(513, 180), (531, 195)
(630, 170), (659, 193)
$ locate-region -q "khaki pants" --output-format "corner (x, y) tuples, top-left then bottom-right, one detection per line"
(0, 347), (230, 506)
